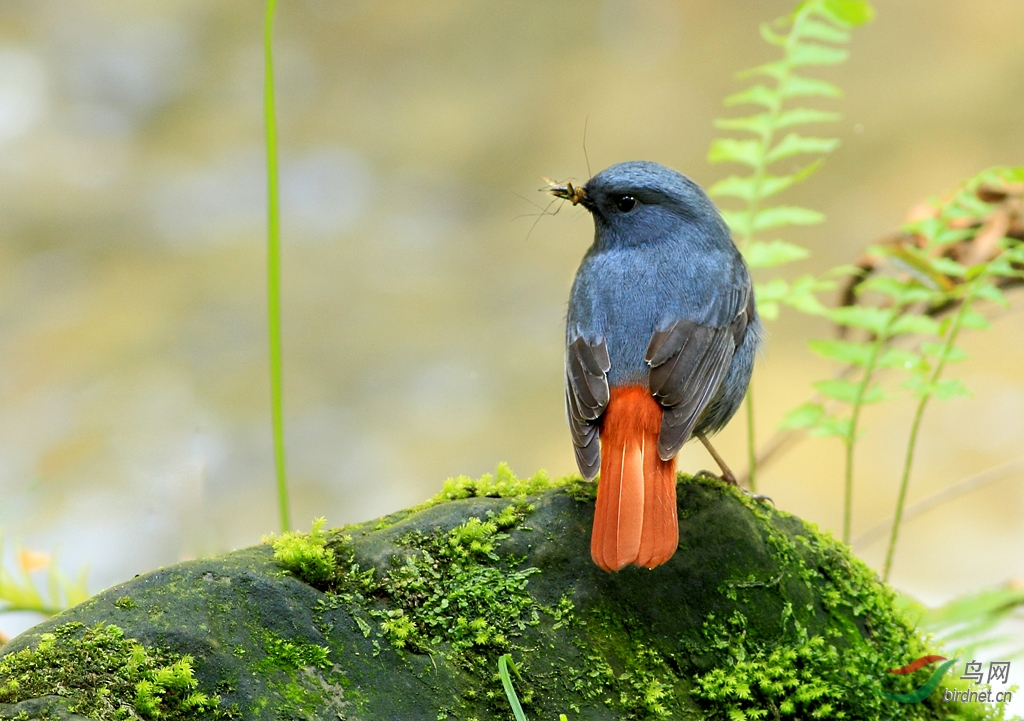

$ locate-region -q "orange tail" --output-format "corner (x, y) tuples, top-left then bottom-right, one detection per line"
(591, 385), (678, 571)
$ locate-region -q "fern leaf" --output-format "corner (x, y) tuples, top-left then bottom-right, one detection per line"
(766, 133), (840, 162)
(752, 206), (825, 231)
(714, 114), (772, 135)
(743, 239), (811, 268)
(774, 107), (842, 128)
(724, 84), (779, 108)
(797, 19), (852, 43)
(710, 174), (800, 201)
(778, 75), (842, 99)
(789, 42), (849, 66)
(708, 139), (763, 167)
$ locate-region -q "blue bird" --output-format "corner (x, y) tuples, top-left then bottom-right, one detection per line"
(552, 161), (762, 571)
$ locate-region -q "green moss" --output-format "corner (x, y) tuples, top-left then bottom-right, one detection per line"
(252, 631), (342, 718)
(340, 500), (539, 663)
(264, 517), (336, 589)
(368, 463), (581, 532)
(266, 468), (1011, 719)
(688, 498), (1007, 720)
(0, 622), (223, 720)
(426, 463), (571, 505)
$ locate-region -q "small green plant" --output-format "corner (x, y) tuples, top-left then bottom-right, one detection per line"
(708, 0), (874, 490)
(781, 166), (1024, 563)
(0, 533), (90, 642)
(498, 654), (568, 721)
(914, 583), (1024, 660)
(266, 517), (338, 588)
(881, 169), (1024, 577)
(263, 0), (290, 534)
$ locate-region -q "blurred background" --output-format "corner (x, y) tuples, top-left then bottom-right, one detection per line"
(0, 0), (1022, 674)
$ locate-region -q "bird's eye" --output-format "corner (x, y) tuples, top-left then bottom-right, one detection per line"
(614, 195), (637, 212)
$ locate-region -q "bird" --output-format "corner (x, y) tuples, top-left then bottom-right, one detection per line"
(551, 161), (762, 572)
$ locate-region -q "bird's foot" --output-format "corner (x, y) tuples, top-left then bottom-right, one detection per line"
(748, 492), (775, 506)
(694, 469), (774, 506)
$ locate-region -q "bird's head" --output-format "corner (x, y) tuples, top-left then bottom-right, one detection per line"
(549, 161), (729, 251)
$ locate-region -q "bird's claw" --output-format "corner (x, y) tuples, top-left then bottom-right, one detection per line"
(695, 469), (773, 506)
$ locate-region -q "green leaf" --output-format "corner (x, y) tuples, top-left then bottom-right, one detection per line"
(808, 415), (852, 439)
(814, 378), (884, 404)
(715, 114), (771, 136)
(724, 84), (778, 108)
(752, 205), (826, 231)
(708, 138), (763, 167)
(720, 209), (751, 235)
(857, 276), (933, 305)
(820, 0), (875, 26)
(789, 41), (849, 66)
(782, 274), (831, 315)
(708, 175), (758, 200)
(755, 277), (790, 302)
(920, 341), (968, 362)
(959, 309), (990, 330)
(758, 22), (789, 47)
(757, 300), (780, 320)
(795, 18), (850, 44)
(929, 256), (967, 277)
(775, 107), (842, 128)
(743, 59), (789, 82)
(877, 348), (924, 370)
(902, 377), (971, 400)
(711, 173), (809, 202)
(973, 283), (1008, 308)
(780, 402), (825, 429)
(779, 75), (842, 99)
(807, 339), (873, 365)
(934, 227), (974, 246)
(828, 305), (894, 335)
(766, 133), (840, 162)
(744, 239), (810, 269)
(988, 255), (1024, 279)
(889, 314), (941, 336)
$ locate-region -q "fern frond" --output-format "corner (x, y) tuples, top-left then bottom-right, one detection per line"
(709, 0), (873, 283)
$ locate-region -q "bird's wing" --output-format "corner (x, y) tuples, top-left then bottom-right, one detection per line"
(565, 332), (611, 480)
(646, 285), (753, 460)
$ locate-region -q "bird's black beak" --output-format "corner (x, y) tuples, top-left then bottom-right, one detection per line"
(543, 177), (588, 207)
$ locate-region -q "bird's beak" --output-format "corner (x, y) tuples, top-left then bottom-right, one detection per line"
(543, 177), (587, 206)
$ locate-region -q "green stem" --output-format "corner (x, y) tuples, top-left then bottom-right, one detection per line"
(842, 335), (884, 544)
(746, 383), (757, 492)
(264, 0), (290, 534)
(736, 7), (815, 488)
(883, 291), (974, 581)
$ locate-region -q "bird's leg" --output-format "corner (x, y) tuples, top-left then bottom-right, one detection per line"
(696, 432), (737, 485)
(696, 432), (773, 505)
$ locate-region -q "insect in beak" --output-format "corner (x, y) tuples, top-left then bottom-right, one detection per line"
(543, 176), (587, 206)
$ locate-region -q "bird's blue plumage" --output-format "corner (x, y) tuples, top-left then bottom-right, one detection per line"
(565, 161), (761, 445)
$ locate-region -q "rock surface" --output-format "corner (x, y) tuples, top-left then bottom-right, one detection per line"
(0, 471), (998, 720)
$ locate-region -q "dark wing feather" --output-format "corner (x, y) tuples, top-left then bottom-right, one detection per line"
(565, 333), (611, 480)
(646, 284), (752, 460)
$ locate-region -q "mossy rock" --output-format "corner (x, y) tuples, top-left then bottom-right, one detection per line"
(0, 469), (1005, 720)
